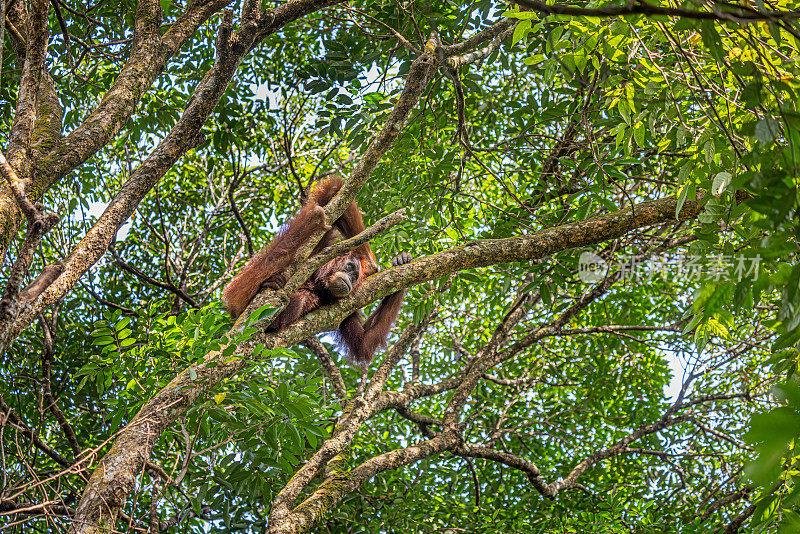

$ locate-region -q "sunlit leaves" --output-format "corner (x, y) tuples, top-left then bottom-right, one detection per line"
(5, 0), (800, 531)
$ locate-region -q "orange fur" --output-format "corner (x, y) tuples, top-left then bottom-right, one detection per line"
(223, 177), (377, 318)
(223, 177), (409, 365)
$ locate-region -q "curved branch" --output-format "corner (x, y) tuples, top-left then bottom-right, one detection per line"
(455, 444), (552, 497)
(283, 431), (460, 534)
(441, 18), (516, 56)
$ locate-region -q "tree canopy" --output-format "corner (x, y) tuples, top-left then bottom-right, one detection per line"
(0, 0), (799, 533)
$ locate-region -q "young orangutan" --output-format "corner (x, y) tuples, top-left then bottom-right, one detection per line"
(222, 177), (411, 364)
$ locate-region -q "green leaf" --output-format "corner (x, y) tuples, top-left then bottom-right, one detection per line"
(678, 160), (694, 183)
(754, 118), (780, 144)
(617, 99), (631, 125)
(633, 122), (645, 147)
(246, 305), (278, 326)
(711, 172), (732, 197)
(700, 21), (724, 61)
(703, 139), (715, 164)
(676, 183), (694, 219)
(512, 20), (532, 45)
(95, 336), (115, 346)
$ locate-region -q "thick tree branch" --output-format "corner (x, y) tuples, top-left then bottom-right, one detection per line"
(269, 194), (705, 357)
(0, 150), (38, 222)
(0, 150), (61, 322)
(445, 21), (516, 69)
(283, 430), (461, 534)
(7, 0), (48, 167)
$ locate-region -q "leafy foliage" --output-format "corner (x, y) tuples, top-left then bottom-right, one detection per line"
(1, 0), (799, 532)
